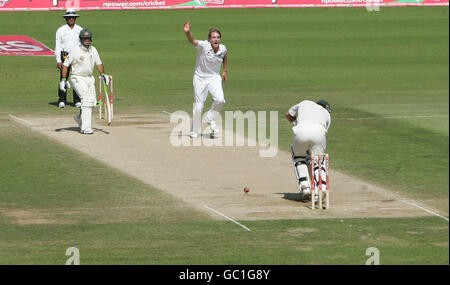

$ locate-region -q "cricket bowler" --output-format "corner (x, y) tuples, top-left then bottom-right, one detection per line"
(59, 28), (109, 135)
(184, 21), (228, 138)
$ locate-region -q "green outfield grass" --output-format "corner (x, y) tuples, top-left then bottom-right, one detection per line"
(0, 7), (448, 264)
(1, 218), (448, 265)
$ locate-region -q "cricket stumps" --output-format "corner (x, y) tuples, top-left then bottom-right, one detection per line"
(310, 153), (329, 210)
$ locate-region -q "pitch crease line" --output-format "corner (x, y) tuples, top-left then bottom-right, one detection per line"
(8, 114), (33, 125)
(364, 183), (449, 222)
(204, 205), (251, 232)
(400, 200), (449, 222)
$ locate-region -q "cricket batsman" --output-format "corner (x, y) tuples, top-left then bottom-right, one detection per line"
(286, 100), (331, 203)
(184, 21), (228, 138)
(59, 28), (109, 135)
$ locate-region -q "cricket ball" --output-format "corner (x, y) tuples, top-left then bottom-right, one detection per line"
(244, 187), (250, 193)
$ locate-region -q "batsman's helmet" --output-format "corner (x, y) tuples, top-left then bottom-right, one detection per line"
(316, 99), (331, 113)
(79, 29), (93, 41)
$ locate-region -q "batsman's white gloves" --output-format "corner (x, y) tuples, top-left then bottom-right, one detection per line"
(65, 81), (71, 89)
(101, 73), (110, 86)
(59, 78), (66, 92)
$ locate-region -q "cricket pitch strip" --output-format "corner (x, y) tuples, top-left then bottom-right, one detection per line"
(8, 114), (448, 221)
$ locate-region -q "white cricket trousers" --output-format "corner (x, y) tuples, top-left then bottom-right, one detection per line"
(71, 75), (97, 131)
(192, 74), (225, 134)
(292, 124), (327, 190)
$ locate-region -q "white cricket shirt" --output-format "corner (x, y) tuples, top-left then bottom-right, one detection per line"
(194, 40), (227, 78)
(288, 100), (331, 132)
(55, 24), (83, 63)
(63, 45), (102, 77)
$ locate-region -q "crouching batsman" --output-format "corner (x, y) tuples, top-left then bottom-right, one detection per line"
(59, 28), (110, 135)
(286, 100), (331, 203)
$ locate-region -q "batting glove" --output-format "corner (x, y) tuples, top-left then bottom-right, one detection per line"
(65, 81), (71, 89)
(101, 73), (110, 86)
(59, 78), (66, 92)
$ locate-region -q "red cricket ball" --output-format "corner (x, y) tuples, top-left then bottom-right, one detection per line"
(244, 187), (250, 193)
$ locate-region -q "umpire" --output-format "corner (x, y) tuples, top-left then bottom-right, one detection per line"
(55, 9), (83, 108)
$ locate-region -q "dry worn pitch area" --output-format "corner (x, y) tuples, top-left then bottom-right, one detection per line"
(8, 113), (445, 221)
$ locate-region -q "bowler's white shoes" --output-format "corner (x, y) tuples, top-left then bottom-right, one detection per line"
(58, 102), (65, 108)
(190, 131), (198, 138)
(81, 128), (93, 135)
(209, 121), (220, 133)
(75, 102), (82, 108)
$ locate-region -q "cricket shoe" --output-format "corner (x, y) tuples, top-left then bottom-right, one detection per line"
(190, 131), (199, 138)
(209, 121), (220, 138)
(80, 128), (93, 135)
(209, 121), (220, 133)
(74, 114), (81, 128)
(75, 102), (82, 108)
(58, 102), (65, 108)
(300, 187), (311, 202)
